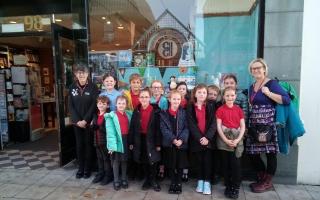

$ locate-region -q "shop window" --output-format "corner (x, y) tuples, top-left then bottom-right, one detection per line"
(89, 0), (260, 90)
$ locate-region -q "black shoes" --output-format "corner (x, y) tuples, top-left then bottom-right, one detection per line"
(92, 173), (104, 183)
(142, 180), (151, 190)
(168, 183), (182, 194)
(113, 181), (121, 191)
(83, 171), (91, 179)
(100, 175), (113, 185)
(121, 180), (129, 189)
(224, 185), (239, 199)
(76, 170), (84, 179)
(151, 181), (161, 192)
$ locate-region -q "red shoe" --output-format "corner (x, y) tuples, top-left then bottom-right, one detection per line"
(252, 174), (274, 193)
(249, 171), (266, 190)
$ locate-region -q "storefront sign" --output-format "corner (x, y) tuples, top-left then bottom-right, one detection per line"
(1, 24), (24, 33)
(24, 15), (43, 31)
(157, 39), (178, 59)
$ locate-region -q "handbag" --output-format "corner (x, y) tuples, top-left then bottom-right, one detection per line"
(249, 125), (273, 143)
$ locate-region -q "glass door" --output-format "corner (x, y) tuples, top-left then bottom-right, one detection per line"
(52, 23), (76, 166)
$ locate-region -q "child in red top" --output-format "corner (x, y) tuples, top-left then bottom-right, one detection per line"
(186, 84), (216, 195)
(105, 96), (132, 191)
(90, 96), (112, 185)
(216, 86), (245, 199)
(130, 88), (162, 192)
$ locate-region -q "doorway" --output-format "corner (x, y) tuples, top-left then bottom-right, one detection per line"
(0, 27), (76, 169)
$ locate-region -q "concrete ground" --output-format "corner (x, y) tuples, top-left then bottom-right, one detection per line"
(0, 167), (319, 200)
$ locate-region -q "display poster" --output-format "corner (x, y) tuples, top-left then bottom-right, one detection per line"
(11, 66), (27, 83)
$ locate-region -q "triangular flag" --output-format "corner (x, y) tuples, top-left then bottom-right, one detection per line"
(138, 67), (146, 76)
(119, 68), (126, 79)
(158, 67), (166, 78)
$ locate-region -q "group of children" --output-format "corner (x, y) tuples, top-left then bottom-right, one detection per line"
(89, 72), (247, 199)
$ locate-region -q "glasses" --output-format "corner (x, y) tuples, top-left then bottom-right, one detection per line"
(251, 66), (263, 71)
(139, 96), (150, 99)
(152, 87), (162, 90)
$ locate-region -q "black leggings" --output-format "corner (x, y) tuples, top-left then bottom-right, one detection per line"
(96, 146), (112, 177)
(251, 153), (277, 175)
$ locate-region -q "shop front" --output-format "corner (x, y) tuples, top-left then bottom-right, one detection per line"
(0, 0), (262, 171)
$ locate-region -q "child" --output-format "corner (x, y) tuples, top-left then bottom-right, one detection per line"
(216, 86), (245, 199)
(160, 90), (189, 194)
(90, 96), (113, 185)
(129, 88), (162, 192)
(222, 74), (248, 123)
(176, 81), (189, 109)
(150, 80), (168, 110)
(122, 73), (143, 180)
(207, 84), (222, 184)
(207, 85), (221, 103)
(105, 95), (132, 190)
(176, 81), (189, 182)
(123, 73), (143, 111)
(100, 73), (121, 111)
(186, 84), (216, 195)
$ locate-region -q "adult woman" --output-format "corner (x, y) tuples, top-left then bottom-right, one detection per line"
(246, 58), (290, 193)
(69, 64), (99, 179)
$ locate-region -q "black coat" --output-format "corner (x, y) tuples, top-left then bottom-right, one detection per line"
(160, 108), (189, 150)
(129, 104), (161, 164)
(90, 114), (107, 147)
(186, 102), (216, 152)
(69, 81), (99, 124)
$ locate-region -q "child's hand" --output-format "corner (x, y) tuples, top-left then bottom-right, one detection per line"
(175, 140), (183, 147)
(129, 145), (133, 150)
(156, 146), (161, 151)
(200, 137), (209, 146)
(108, 150), (113, 154)
(225, 139), (235, 148)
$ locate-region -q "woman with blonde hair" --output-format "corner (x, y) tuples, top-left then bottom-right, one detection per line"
(246, 58), (290, 193)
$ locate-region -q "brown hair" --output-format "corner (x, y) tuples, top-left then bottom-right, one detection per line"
(207, 84), (220, 93)
(102, 73), (117, 82)
(97, 95), (110, 104)
(129, 73), (143, 83)
(191, 83), (208, 103)
(223, 74), (238, 84)
(115, 95), (128, 104)
(222, 86), (236, 96)
(139, 87), (152, 97)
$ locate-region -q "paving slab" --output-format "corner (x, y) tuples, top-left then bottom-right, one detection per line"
(80, 188), (115, 199)
(43, 187), (86, 200)
(242, 181), (280, 200)
(0, 184), (29, 198)
(14, 185), (56, 199)
(111, 191), (146, 200)
(274, 184), (314, 200)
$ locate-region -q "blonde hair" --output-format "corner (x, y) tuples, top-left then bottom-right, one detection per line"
(168, 90), (182, 99)
(248, 58), (269, 76)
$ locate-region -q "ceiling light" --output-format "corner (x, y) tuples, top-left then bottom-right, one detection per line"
(117, 25), (124, 30)
(102, 17), (106, 20)
(9, 21), (17, 24)
(107, 21), (111, 24)
(91, 50), (95, 51)
(55, 19), (62, 22)
(115, 44), (120, 46)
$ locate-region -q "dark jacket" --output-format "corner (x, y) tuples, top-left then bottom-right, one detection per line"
(69, 81), (99, 125)
(129, 104), (161, 164)
(90, 114), (107, 147)
(186, 102), (216, 152)
(160, 107), (189, 150)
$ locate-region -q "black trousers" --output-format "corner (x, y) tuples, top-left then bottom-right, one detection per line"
(169, 168), (182, 184)
(194, 149), (212, 181)
(250, 153), (277, 175)
(220, 150), (241, 188)
(74, 126), (94, 172)
(96, 146), (112, 177)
